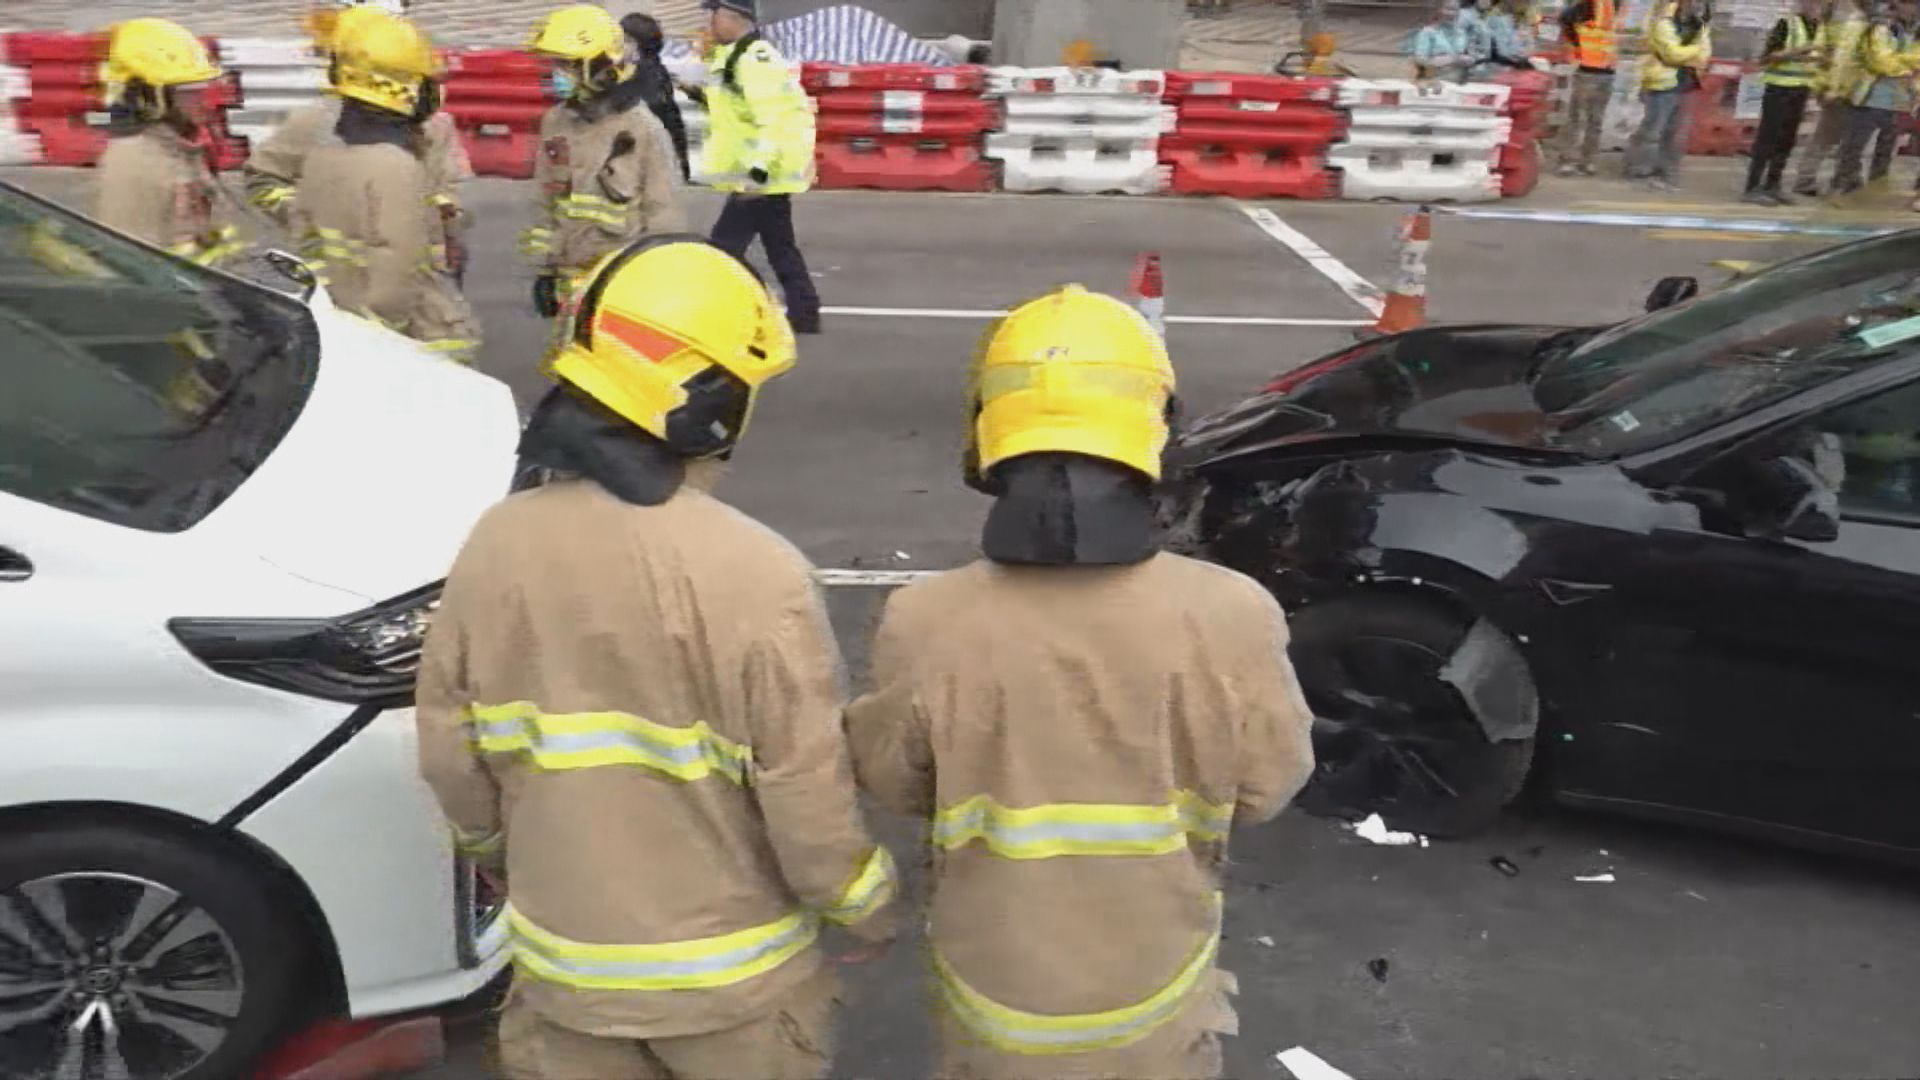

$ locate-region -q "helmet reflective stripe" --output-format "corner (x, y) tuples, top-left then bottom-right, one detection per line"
(931, 791), (1233, 860)
(507, 905), (820, 991)
(469, 701), (754, 784)
(932, 894), (1223, 1054)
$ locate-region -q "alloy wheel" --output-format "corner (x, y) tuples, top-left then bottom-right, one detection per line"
(0, 872), (244, 1080)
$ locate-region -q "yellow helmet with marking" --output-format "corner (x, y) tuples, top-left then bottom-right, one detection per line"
(104, 19), (221, 92)
(968, 285), (1176, 486)
(530, 5), (626, 63)
(332, 9), (442, 116)
(549, 237), (797, 457)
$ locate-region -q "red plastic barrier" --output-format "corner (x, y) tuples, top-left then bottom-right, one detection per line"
(1686, 65), (1756, 157)
(815, 135), (993, 191)
(801, 62), (985, 93)
(443, 48), (546, 178)
(0, 31), (246, 168)
(1160, 73), (1343, 198)
(1491, 69), (1552, 198)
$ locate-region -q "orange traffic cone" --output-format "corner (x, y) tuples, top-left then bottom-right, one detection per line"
(1130, 252), (1165, 338)
(1364, 206), (1430, 337)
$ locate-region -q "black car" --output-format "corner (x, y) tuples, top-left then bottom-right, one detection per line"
(1159, 229), (1920, 860)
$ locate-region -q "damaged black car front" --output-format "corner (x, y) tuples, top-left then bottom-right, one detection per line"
(1160, 230), (1920, 857)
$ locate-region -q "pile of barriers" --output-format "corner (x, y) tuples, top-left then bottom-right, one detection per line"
(1, 27), (1575, 203)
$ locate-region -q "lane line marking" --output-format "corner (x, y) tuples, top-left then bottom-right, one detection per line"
(1229, 201), (1385, 318)
(1436, 205), (1894, 238)
(814, 569), (940, 587)
(821, 305), (1369, 327)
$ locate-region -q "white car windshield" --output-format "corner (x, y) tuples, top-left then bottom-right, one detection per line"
(0, 184), (317, 531)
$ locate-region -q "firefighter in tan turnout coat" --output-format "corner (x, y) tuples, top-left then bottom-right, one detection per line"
(416, 237), (896, 1080)
(245, 1), (480, 359)
(847, 286), (1317, 1080)
(522, 4), (687, 318)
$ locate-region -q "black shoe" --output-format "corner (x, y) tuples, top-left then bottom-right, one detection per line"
(789, 313), (823, 335)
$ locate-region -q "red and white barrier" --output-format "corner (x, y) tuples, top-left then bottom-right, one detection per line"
(804, 63), (995, 192)
(0, 32), (1562, 204)
(1160, 72), (1343, 199)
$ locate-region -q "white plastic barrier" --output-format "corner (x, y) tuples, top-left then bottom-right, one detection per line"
(1330, 79), (1512, 202)
(982, 66), (1172, 196)
(1600, 64), (1645, 152)
(1, 59), (39, 165)
(221, 38), (328, 148)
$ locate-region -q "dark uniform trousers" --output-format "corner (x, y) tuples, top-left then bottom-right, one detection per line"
(711, 193), (820, 327)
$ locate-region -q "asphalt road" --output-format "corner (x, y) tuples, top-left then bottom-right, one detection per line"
(7, 165), (1920, 1079)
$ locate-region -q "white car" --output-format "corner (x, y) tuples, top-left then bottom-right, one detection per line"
(0, 181), (517, 1079)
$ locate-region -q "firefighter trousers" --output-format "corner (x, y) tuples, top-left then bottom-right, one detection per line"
(498, 968), (839, 1080)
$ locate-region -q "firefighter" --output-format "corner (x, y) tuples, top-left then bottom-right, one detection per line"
(846, 286), (1317, 1080)
(523, 4), (687, 319)
(699, 0), (823, 335)
(295, 11), (470, 360)
(96, 18), (245, 267)
(417, 236), (896, 1080)
(247, 2), (480, 362)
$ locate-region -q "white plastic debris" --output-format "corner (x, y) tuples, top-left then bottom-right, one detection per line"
(1350, 813), (1425, 847)
(1277, 1046), (1357, 1080)
(1574, 872), (1616, 883)
(893, 550), (911, 560)
(1255, 935), (1275, 947)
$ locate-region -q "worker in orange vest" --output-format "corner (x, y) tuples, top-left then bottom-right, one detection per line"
(1554, 0), (1619, 176)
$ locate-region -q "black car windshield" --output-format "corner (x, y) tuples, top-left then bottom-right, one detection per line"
(0, 184), (317, 531)
(1533, 231), (1920, 455)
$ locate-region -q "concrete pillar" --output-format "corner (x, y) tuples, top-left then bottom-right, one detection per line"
(992, 0), (1185, 69)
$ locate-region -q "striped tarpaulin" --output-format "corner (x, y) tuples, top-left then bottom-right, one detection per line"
(662, 4), (952, 67)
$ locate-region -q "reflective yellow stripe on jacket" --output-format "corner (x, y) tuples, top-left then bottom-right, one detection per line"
(934, 893), (1225, 1055)
(552, 193), (632, 229)
(1765, 15), (1818, 87)
(507, 904), (819, 992)
(469, 701), (754, 784)
(932, 791), (1233, 860)
(826, 846), (897, 925)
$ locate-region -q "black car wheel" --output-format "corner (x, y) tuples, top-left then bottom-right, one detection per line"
(1289, 594), (1535, 838)
(0, 820), (308, 1080)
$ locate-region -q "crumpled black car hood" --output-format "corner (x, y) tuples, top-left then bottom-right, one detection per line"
(1173, 325), (1576, 469)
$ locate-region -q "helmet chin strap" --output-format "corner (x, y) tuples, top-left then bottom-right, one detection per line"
(981, 453), (1161, 567)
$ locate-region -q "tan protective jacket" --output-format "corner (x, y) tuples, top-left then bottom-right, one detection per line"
(417, 476), (896, 1039)
(297, 140), (440, 335)
(528, 100), (687, 276)
(96, 125), (243, 267)
(250, 104), (479, 359)
(847, 555), (1315, 1068)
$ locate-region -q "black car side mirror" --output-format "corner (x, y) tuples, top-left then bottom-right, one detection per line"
(262, 249), (319, 302)
(1645, 276), (1700, 312)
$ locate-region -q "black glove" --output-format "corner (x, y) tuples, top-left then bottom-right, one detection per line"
(533, 274), (561, 319)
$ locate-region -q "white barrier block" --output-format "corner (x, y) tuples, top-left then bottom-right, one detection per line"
(222, 37), (331, 146)
(986, 67), (1166, 99)
(985, 131), (1167, 195)
(1335, 78), (1511, 113)
(1, 61), (38, 165)
(1330, 145), (1502, 202)
(1001, 97), (1174, 141)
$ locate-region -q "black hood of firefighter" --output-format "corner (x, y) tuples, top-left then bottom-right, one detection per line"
(982, 453), (1160, 567)
(518, 383), (688, 506)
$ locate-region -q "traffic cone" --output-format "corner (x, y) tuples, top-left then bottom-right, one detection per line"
(1364, 206), (1431, 338)
(1130, 252), (1165, 338)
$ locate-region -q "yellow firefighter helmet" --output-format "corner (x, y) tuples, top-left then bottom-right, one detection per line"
(969, 285), (1176, 484)
(104, 19), (222, 93)
(331, 9), (442, 116)
(529, 5), (628, 62)
(548, 237), (797, 457)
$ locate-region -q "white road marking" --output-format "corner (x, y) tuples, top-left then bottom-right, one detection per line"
(821, 305), (1368, 328)
(814, 569), (940, 587)
(1230, 202), (1385, 318)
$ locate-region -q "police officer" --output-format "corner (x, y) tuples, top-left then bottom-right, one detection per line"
(523, 5), (687, 319)
(297, 11), (468, 359)
(700, 0), (823, 335)
(96, 18), (245, 267)
(248, 1), (480, 360)
(417, 237), (896, 1080)
(847, 287), (1316, 1080)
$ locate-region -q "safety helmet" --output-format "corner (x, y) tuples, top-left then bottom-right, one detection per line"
(548, 237), (797, 458)
(967, 285), (1176, 488)
(530, 5), (632, 97)
(332, 10), (443, 117)
(104, 19), (222, 102)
